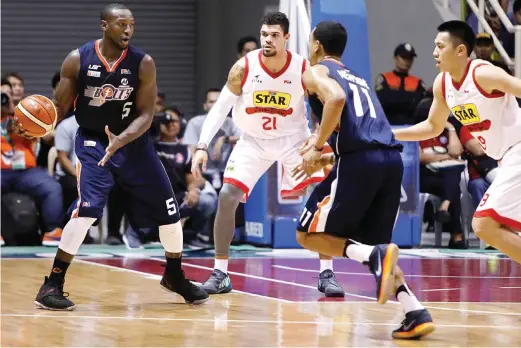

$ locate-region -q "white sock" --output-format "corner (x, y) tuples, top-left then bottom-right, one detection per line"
(214, 258), (228, 273)
(345, 242), (374, 263)
(396, 283), (424, 313)
(320, 259), (333, 272)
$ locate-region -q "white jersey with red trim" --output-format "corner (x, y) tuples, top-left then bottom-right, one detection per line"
(443, 59), (521, 160)
(232, 49), (309, 139)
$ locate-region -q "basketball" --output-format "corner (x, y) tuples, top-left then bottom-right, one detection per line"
(14, 95), (57, 137)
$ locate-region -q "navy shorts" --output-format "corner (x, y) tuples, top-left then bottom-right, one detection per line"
(70, 128), (180, 228)
(297, 148), (403, 245)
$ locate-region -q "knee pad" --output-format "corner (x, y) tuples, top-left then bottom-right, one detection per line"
(59, 217), (96, 255)
(159, 222), (183, 253)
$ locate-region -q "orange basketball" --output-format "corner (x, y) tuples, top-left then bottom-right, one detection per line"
(14, 95), (57, 137)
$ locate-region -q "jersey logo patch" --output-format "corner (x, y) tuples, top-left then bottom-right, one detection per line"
(246, 91), (293, 116)
(451, 103), (480, 125)
(84, 84), (133, 107)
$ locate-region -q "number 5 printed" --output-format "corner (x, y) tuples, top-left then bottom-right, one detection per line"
(166, 197), (177, 215)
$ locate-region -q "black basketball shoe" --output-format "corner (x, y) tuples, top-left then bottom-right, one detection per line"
(160, 269), (209, 305)
(34, 277), (76, 311)
(392, 309), (435, 339)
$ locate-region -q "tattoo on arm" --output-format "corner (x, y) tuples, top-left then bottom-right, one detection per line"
(226, 59), (245, 93)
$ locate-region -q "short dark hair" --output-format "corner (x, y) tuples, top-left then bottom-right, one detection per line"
(514, 0), (521, 14)
(3, 72), (24, 85)
(206, 88), (221, 96)
(313, 21), (348, 57)
(1, 78), (12, 88)
(100, 3), (130, 21)
(51, 72), (60, 89)
(260, 12), (289, 34)
(237, 36), (259, 54)
(437, 20), (475, 56)
(165, 104), (184, 119)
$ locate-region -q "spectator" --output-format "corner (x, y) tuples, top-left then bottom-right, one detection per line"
(123, 109), (218, 248)
(375, 43), (426, 125)
(1, 78), (63, 246)
(237, 36), (259, 58)
(500, 0), (521, 58)
(183, 88), (241, 191)
(3, 72), (24, 104)
(474, 32), (512, 74)
(419, 123), (467, 249)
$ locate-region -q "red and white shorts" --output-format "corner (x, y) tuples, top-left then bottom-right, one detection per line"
(223, 130), (326, 202)
(474, 142), (521, 231)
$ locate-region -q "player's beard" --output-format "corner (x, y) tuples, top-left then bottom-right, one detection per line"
(262, 48), (277, 57)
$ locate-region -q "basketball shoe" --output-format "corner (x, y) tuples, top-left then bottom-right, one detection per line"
(368, 243), (399, 304)
(34, 277), (76, 311)
(42, 228), (62, 247)
(160, 267), (209, 304)
(392, 309), (435, 339)
(201, 269), (232, 294)
(317, 270), (345, 297)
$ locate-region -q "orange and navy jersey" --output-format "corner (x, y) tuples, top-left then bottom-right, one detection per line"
(75, 39), (146, 135)
(1, 122), (36, 170)
(377, 71), (424, 92)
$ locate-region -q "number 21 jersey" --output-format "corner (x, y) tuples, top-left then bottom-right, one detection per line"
(75, 40), (145, 135)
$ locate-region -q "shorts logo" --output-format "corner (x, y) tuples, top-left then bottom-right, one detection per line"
(451, 103), (480, 125)
(84, 140), (96, 147)
(84, 84), (133, 107)
(246, 91), (293, 116)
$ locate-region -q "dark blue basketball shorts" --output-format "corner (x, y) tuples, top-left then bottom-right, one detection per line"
(297, 148), (403, 245)
(69, 128), (180, 228)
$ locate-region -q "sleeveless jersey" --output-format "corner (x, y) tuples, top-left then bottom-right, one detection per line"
(308, 60), (402, 154)
(443, 59), (521, 160)
(232, 49), (308, 139)
(76, 40), (145, 135)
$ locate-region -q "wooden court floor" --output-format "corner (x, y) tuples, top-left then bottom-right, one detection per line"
(2, 257), (521, 347)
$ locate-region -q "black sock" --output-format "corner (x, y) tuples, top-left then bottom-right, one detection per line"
(48, 258), (70, 284)
(166, 255), (182, 275)
(395, 284), (409, 299)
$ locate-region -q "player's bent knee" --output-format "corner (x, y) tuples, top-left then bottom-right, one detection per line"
(218, 184), (243, 206)
(472, 216), (499, 241)
(296, 230), (309, 247)
(159, 222), (183, 253)
(59, 217), (96, 255)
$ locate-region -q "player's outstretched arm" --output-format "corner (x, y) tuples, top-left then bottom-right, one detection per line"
(303, 65), (345, 152)
(393, 73), (450, 141)
(54, 50), (80, 122)
(191, 57), (245, 179)
(115, 55), (157, 146)
(474, 64), (521, 98)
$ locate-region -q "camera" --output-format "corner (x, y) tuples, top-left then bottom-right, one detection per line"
(1, 92), (9, 107)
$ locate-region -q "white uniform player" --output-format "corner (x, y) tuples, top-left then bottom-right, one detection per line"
(226, 49), (323, 201)
(395, 20), (521, 264)
(191, 13), (344, 298)
(442, 59), (521, 228)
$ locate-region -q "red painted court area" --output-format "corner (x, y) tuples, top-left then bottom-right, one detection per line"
(89, 256), (521, 303)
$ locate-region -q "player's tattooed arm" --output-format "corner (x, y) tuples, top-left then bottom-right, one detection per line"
(226, 57), (246, 96)
(54, 49), (80, 122)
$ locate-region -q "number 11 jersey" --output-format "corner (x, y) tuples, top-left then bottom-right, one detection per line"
(308, 59), (402, 155)
(76, 39), (145, 135)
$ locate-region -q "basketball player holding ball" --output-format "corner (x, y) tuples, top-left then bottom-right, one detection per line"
(13, 3), (208, 310)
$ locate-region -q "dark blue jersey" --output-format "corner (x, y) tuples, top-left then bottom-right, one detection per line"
(308, 60), (402, 154)
(75, 40), (145, 135)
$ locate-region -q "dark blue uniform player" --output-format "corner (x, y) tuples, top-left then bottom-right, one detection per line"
(294, 21), (434, 339)
(31, 4), (208, 311)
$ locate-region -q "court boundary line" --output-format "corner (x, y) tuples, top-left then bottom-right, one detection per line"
(2, 313), (519, 328)
(75, 259), (293, 303)
(272, 264), (521, 279)
(150, 257), (381, 302)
